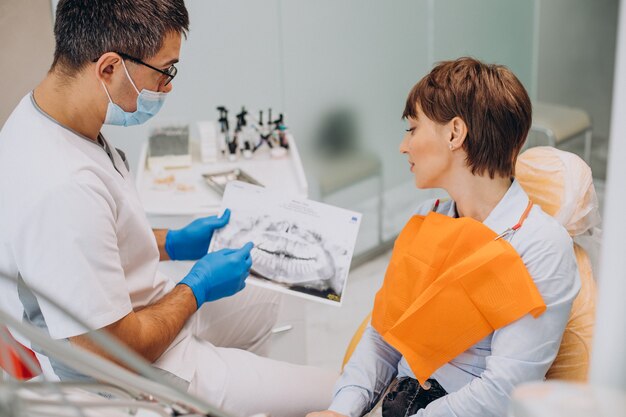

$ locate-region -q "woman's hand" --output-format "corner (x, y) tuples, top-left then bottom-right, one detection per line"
(306, 411), (348, 417)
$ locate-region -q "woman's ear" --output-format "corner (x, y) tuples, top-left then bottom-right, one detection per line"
(449, 116), (468, 150)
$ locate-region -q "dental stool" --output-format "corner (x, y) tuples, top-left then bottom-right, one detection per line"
(530, 102), (592, 164)
(343, 147), (599, 382)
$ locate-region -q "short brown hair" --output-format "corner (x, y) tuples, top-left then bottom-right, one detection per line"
(403, 57), (532, 178)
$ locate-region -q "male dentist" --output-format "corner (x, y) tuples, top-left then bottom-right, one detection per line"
(0, 1), (337, 416)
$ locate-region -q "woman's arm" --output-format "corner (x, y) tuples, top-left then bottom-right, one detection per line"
(327, 325), (402, 417)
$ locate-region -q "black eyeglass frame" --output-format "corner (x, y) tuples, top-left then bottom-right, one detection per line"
(93, 52), (177, 86)
(117, 51), (177, 86)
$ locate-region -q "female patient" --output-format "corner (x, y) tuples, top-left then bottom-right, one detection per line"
(309, 57), (580, 417)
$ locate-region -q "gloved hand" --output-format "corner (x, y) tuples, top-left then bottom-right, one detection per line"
(165, 209), (231, 261)
(178, 242), (254, 308)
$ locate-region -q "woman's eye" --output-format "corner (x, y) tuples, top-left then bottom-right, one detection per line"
(405, 127), (416, 133)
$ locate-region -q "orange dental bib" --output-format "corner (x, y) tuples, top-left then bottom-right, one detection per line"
(372, 208), (546, 384)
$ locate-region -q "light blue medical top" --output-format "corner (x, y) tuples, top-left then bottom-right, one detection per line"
(330, 180), (581, 417)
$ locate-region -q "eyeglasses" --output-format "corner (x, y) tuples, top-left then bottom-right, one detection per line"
(93, 52), (178, 86)
(116, 52), (177, 87)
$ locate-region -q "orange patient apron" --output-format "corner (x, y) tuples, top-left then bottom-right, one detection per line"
(372, 201), (546, 384)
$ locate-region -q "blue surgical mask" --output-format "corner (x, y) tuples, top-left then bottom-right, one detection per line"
(101, 60), (168, 127)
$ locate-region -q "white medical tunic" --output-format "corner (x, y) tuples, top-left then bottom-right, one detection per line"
(0, 93), (194, 381)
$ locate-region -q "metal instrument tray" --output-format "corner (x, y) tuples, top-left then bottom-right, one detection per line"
(202, 168), (263, 195)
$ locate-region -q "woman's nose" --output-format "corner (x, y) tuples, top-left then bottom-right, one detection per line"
(399, 134), (409, 154)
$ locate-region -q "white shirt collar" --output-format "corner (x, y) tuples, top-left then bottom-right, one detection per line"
(443, 179), (530, 235)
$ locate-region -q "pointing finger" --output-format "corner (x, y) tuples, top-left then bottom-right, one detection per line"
(239, 241), (254, 255)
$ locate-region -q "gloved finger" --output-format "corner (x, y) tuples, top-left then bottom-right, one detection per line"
(211, 208), (230, 228)
(245, 258), (253, 270)
(232, 242), (254, 260)
(237, 242), (254, 257)
(216, 248), (238, 256)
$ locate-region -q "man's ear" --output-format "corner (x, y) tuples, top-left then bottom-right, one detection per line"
(449, 116), (468, 150)
(94, 52), (122, 83)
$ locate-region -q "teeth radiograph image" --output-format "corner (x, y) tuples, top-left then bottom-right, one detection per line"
(212, 215), (349, 300)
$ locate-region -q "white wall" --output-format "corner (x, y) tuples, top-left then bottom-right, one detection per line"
(100, 1), (535, 226)
(278, 0), (429, 186)
(433, 0), (535, 89)
(41, 1), (537, 187)
(12, 1), (617, 184)
(2, 0), (538, 253)
(535, 0), (619, 142)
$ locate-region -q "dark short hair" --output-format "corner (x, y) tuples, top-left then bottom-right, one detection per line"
(52, 0), (189, 75)
(403, 57), (532, 179)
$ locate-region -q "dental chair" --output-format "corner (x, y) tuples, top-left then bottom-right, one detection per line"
(0, 325), (42, 380)
(343, 147), (599, 382)
(0, 300), (232, 417)
(516, 146), (599, 380)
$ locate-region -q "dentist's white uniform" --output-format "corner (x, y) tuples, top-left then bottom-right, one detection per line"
(0, 93), (337, 417)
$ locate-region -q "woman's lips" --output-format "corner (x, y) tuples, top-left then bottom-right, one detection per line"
(409, 161), (415, 172)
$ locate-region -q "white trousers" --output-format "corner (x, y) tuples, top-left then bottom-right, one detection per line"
(187, 285), (339, 417)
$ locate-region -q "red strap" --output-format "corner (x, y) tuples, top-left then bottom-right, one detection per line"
(0, 326), (42, 380)
(512, 200), (534, 231)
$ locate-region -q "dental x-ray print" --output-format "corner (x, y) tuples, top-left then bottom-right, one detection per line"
(209, 181), (362, 305)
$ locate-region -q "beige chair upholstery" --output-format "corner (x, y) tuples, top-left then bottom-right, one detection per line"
(516, 146), (599, 381)
(544, 244), (595, 380)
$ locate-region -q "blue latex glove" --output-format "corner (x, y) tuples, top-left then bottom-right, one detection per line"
(178, 242), (254, 308)
(165, 209), (231, 261)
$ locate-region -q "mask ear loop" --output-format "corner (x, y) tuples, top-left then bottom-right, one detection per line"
(100, 81), (114, 103)
(99, 58), (140, 105)
(120, 59), (141, 95)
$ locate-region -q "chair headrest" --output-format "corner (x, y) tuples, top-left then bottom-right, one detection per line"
(516, 146), (600, 237)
